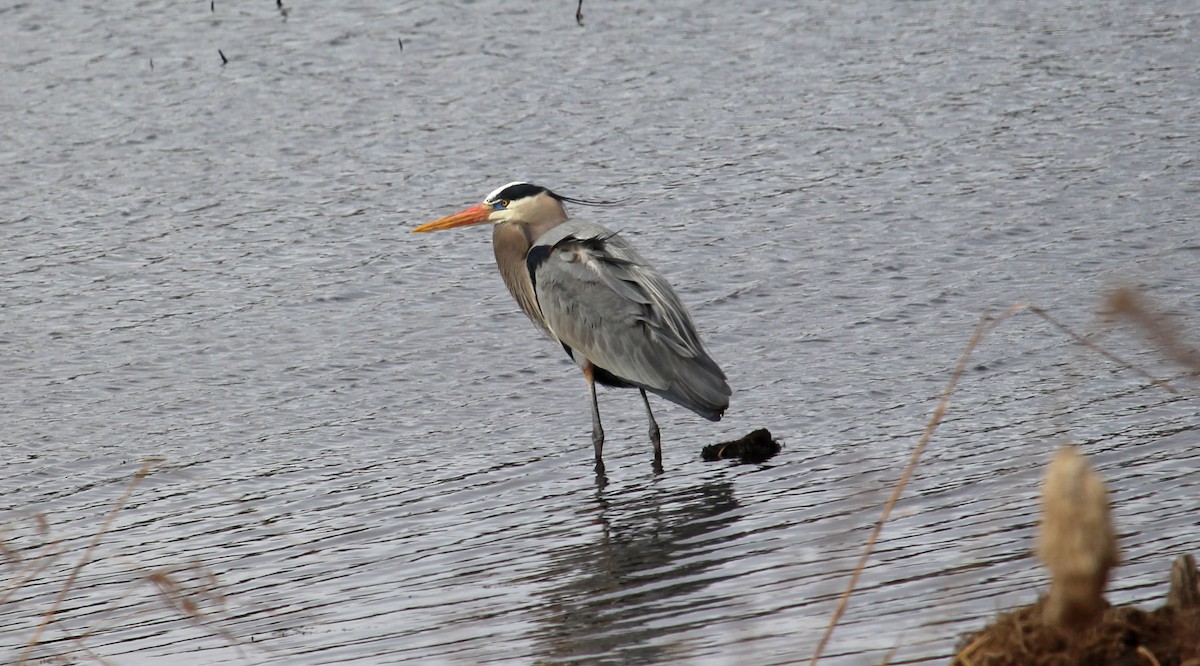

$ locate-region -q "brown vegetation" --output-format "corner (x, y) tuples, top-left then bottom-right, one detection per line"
(952, 557), (1200, 666)
(810, 289), (1198, 665)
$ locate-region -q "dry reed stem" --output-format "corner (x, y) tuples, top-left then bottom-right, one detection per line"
(0, 515), (65, 606)
(63, 633), (117, 666)
(0, 540), (66, 607)
(1106, 287), (1200, 374)
(1027, 305), (1177, 394)
(17, 460), (155, 665)
(877, 640), (900, 665)
(809, 305), (1023, 666)
(809, 297), (1180, 664)
(44, 557), (251, 664)
(1138, 645), (1163, 666)
(951, 631), (985, 666)
(141, 563), (246, 656)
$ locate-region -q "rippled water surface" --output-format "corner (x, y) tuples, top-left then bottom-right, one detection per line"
(2, 1), (1199, 663)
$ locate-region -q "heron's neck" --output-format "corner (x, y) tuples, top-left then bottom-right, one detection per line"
(492, 221), (553, 336)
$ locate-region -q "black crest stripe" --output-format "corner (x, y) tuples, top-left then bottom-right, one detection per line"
(491, 183), (546, 202)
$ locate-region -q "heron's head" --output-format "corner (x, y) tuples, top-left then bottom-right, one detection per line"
(413, 181), (568, 232)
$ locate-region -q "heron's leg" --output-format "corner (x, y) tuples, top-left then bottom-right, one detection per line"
(640, 388), (662, 471)
(585, 365), (605, 474)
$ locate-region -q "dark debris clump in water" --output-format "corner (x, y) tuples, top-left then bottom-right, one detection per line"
(701, 428), (780, 464)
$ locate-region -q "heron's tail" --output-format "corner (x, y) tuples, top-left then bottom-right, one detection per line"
(652, 351), (731, 421)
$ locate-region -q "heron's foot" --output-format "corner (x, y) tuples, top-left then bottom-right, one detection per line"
(641, 388), (662, 473)
(592, 428), (605, 473)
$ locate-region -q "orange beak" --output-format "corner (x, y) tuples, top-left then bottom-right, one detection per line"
(412, 203), (493, 232)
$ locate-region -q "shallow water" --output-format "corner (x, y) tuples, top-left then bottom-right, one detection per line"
(2, 1), (1198, 663)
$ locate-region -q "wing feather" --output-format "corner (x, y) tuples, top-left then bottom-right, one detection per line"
(529, 220), (730, 420)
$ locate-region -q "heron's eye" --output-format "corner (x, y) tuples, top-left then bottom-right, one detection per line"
(499, 199), (510, 208)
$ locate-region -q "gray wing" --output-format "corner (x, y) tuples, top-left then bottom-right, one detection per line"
(528, 220), (730, 420)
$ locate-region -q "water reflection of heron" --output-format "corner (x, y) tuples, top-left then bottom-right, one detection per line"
(529, 479), (741, 662)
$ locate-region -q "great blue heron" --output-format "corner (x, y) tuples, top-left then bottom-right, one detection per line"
(413, 182), (730, 473)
